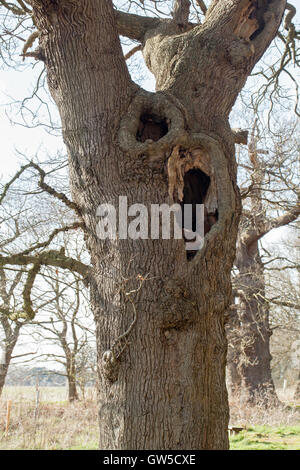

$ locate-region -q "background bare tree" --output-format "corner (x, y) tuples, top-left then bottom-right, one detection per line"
(0, 269), (28, 396)
(0, 158), (90, 395)
(227, 118), (299, 404)
(265, 225), (300, 399)
(31, 267), (94, 402)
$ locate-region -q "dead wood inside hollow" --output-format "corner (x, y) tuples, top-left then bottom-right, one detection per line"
(180, 168), (218, 260)
(136, 112), (169, 143)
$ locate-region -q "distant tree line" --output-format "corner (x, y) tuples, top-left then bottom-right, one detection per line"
(4, 365), (96, 388)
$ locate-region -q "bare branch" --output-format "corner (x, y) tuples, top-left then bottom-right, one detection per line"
(284, 3), (296, 31)
(0, 0), (27, 15)
(16, 0), (32, 14)
(0, 251), (90, 278)
(29, 162), (82, 219)
(114, 9), (161, 41)
(22, 30), (39, 60)
(0, 162), (83, 221)
(18, 222), (85, 256)
(124, 44), (142, 61)
(195, 0), (207, 15)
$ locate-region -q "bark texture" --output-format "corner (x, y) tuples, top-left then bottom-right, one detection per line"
(30, 0), (286, 449)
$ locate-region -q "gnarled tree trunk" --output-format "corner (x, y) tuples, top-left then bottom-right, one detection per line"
(31, 0), (286, 450)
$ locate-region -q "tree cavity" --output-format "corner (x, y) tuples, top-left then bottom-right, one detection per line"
(136, 112), (168, 143)
(181, 168), (218, 260)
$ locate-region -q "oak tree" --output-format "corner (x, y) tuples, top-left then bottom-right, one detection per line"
(0, 0), (293, 449)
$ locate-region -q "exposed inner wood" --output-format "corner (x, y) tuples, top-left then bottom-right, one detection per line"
(168, 146), (218, 212)
(234, 1), (259, 40)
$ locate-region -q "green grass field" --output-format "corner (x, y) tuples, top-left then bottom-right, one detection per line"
(0, 386), (299, 450)
(230, 425), (300, 450)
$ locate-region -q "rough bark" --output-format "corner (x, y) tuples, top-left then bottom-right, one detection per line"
(30, 0), (286, 450)
(227, 128), (277, 404)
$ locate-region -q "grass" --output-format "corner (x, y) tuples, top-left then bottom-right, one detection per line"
(0, 386), (299, 450)
(0, 387), (99, 450)
(230, 425), (300, 450)
(1, 386), (69, 403)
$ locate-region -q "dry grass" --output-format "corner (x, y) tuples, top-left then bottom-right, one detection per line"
(0, 387), (99, 450)
(229, 387), (300, 428)
(0, 386), (299, 449)
(1, 386), (69, 403)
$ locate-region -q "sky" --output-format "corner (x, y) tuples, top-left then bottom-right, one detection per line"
(0, 64), (65, 178)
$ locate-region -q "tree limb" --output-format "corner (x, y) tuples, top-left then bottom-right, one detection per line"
(0, 162), (83, 221)
(17, 222), (85, 256)
(114, 9), (161, 41)
(242, 201), (300, 247)
(0, 0), (27, 15)
(195, 0), (207, 15)
(22, 261), (41, 319)
(29, 162), (82, 219)
(0, 251), (90, 278)
(204, 0), (287, 65)
(22, 31), (39, 61)
(124, 44), (142, 61)
(284, 3), (296, 31)
(16, 0), (32, 14)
